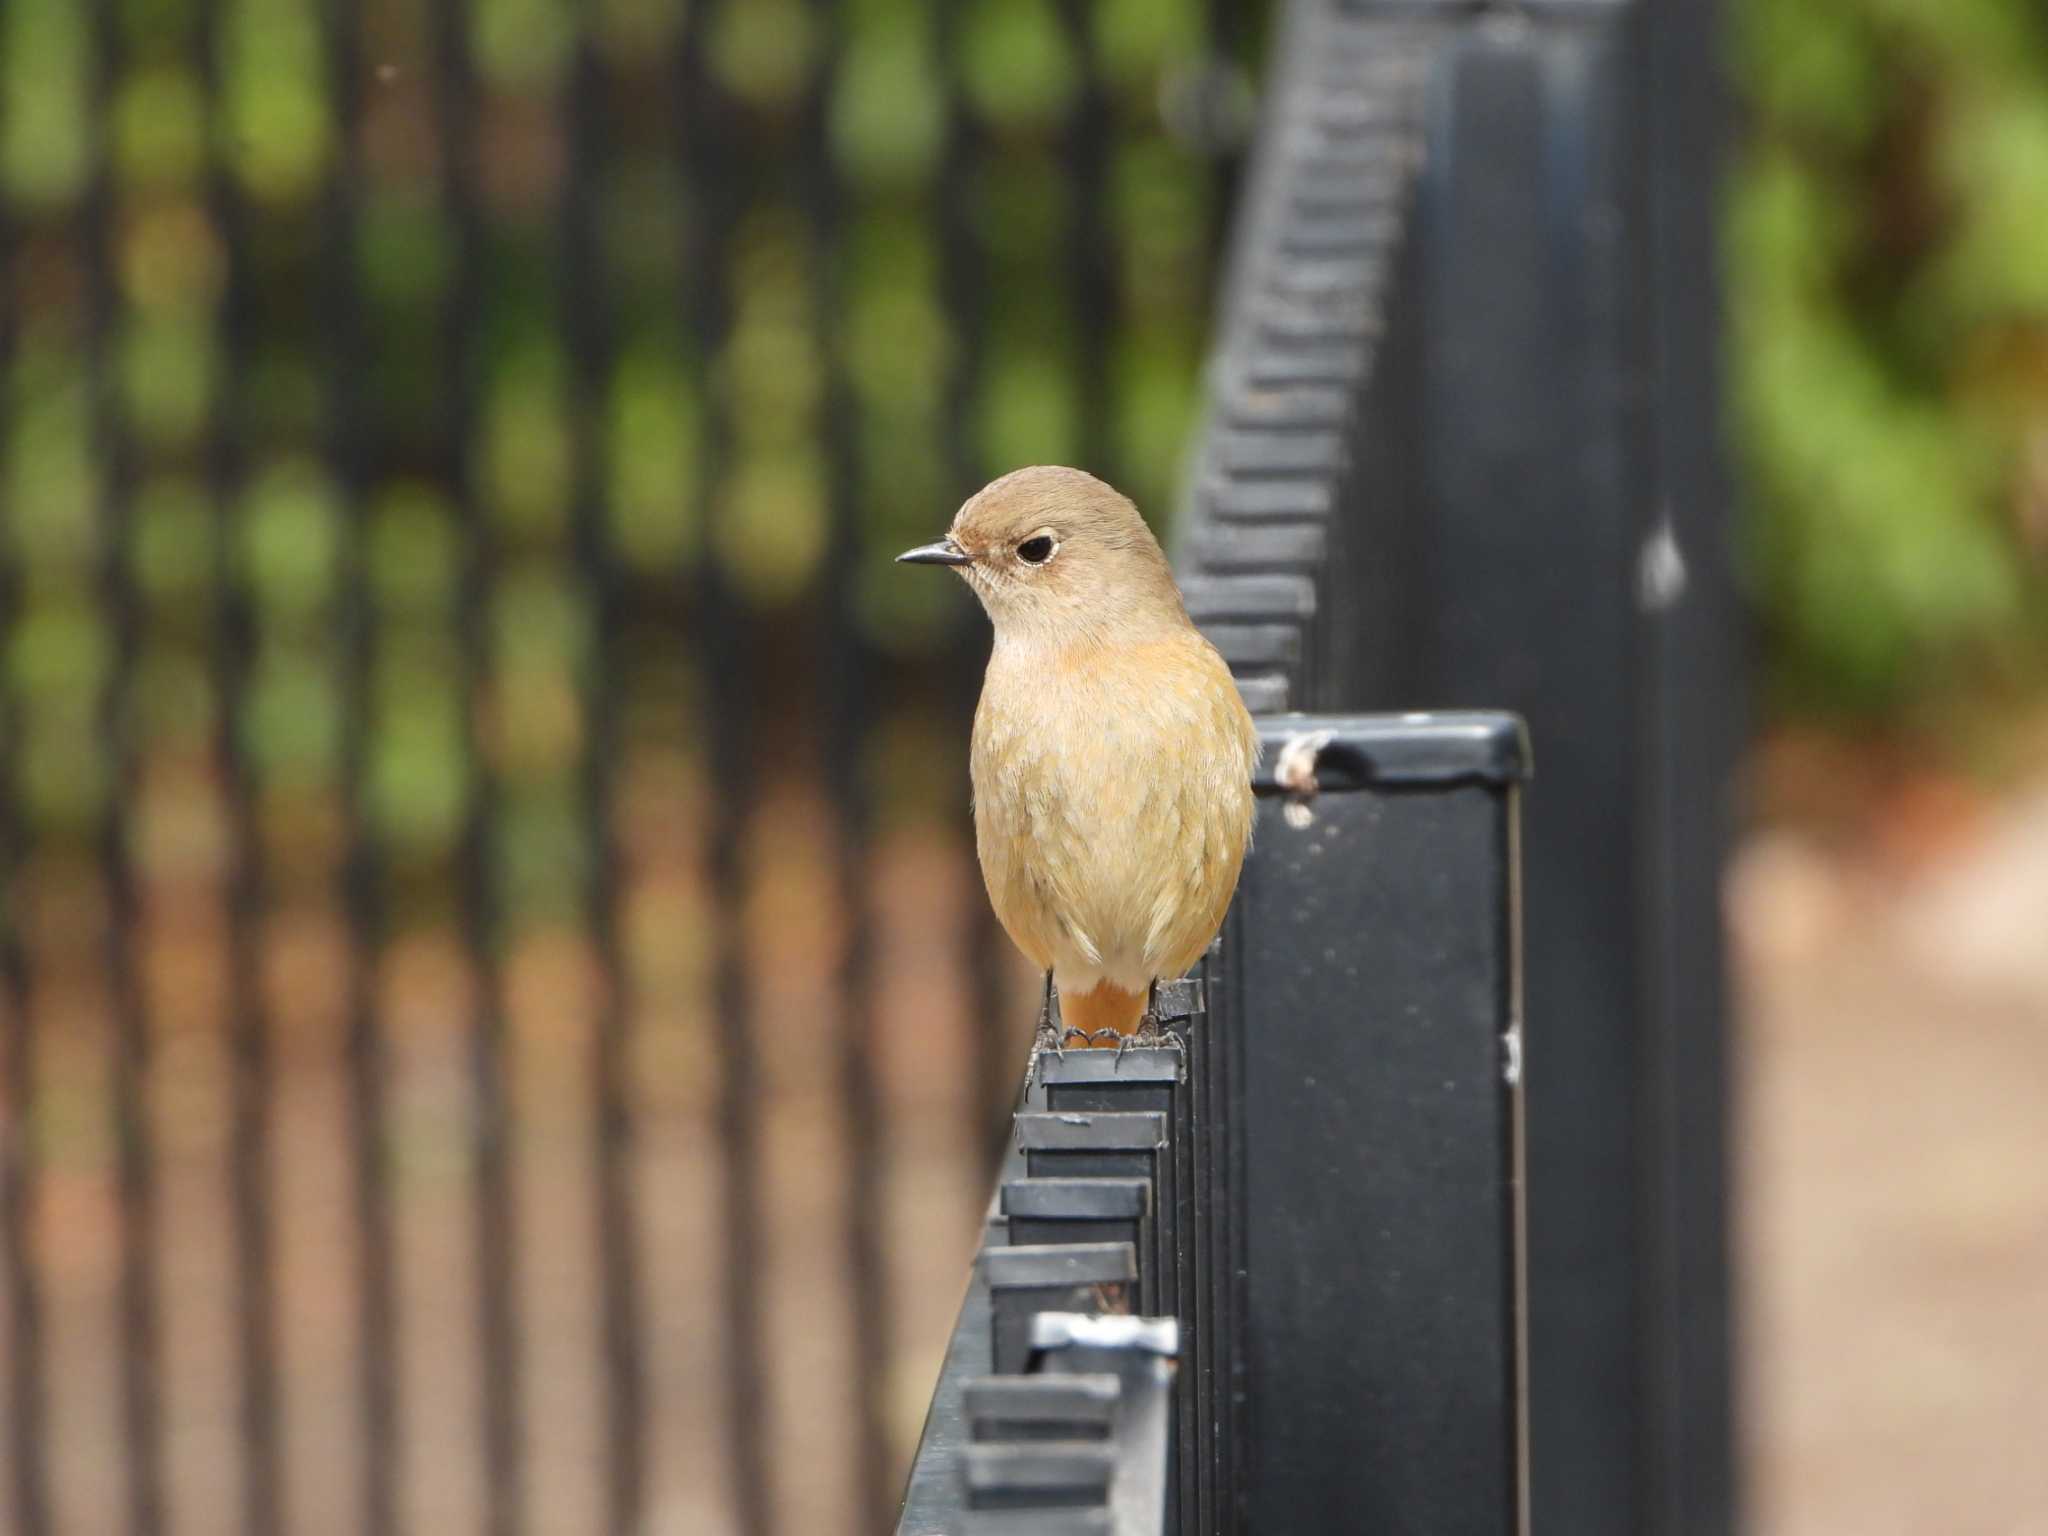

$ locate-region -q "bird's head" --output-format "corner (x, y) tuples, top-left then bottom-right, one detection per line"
(896, 465), (1185, 644)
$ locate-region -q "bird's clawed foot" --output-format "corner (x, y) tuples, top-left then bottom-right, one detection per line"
(1120, 975), (1185, 1063)
(1025, 1032), (1062, 1096)
(1115, 1007), (1186, 1065)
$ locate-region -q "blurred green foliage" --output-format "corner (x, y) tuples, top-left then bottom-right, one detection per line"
(0, 0), (1234, 933)
(1730, 0), (2048, 719)
(14, 0), (2046, 926)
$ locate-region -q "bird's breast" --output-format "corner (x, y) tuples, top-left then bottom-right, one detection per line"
(969, 631), (1257, 990)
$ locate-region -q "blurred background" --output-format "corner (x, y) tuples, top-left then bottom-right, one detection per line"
(0, 1), (2043, 1535)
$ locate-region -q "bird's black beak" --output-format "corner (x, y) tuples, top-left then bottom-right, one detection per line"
(896, 538), (972, 567)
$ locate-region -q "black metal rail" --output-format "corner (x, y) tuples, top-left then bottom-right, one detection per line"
(1176, 0), (1437, 715)
(892, 712), (1530, 1536)
(1173, 2), (1738, 1531)
(900, 0), (1735, 1526)
(896, 997), (1209, 1536)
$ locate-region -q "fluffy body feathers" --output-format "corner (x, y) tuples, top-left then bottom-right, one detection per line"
(909, 465), (1259, 1041)
(972, 627), (1256, 1014)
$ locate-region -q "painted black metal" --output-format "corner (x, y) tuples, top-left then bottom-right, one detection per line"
(1637, 0), (1742, 1525)
(1401, 60), (1649, 1531)
(0, 153), (41, 1536)
(198, 1), (286, 1527)
(963, 1441), (1118, 1508)
(1397, 14), (1738, 1535)
(1253, 710), (1530, 789)
(678, 6), (775, 1524)
(963, 1512), (1114, 1536)
(1175, 0), (1440, 729)
(985, 1243), (1141, 1377)
(898, 1200), (1010, 1533)
(565, 19), (649, 1534)
(932, 0), (1026, 1185)
(897, 1036), (1199, 1536)
(324, 0), (399, 1530)
(1174, 2), (1738, 1531)
(0, 393), (46, 1536)
(965, 1374), (1123, 1440)
(2, 0), (1732, 1528)
(1224, 714), (1527, 1535)
(801, 0), (897, 1521)
(426, 5), (524, 1530)
(1004, 1180), (1153, 1223)
(1016, 1112), (1169, 1155)
(983, 1245), (1141, 1290)
(1029, 1315), (1179, 1533)
(86, 7), (164, 1531)
(896, 710), (1527, 1536)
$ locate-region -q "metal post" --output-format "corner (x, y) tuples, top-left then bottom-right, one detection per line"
(1226, 712), (1529, 1536)
(1176, 5), (1740, 1529)
(1390, 12), (1740, 1533)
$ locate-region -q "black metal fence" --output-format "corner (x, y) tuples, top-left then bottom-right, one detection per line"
(0, 3), (1257, 1534)
(1189, 0), (1739, 1529)
(895, 712), (1532, 1536)
(4, 0), (1738, 1531)
(901, 0), (1738, 1529)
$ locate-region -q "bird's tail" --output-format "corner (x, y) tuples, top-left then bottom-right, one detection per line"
(1060, 980), (1146, 1044)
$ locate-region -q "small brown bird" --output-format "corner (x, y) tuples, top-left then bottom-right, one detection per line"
(899, 466), (1259, 1048)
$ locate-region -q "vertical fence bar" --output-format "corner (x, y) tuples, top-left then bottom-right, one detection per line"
(0, 763), (44, 1536)
(1356, 11), (1737, 1530)
(674, 14), (770, 1533)
(1204, 0), (1248, 266)
(1200, 935), (1238, 1536)
(1056, 0), (1116, 484)
(563, 22), (647, 1535)
(0, 130), (52, 1536)
(199, 1), (287, 1527)
(427, 4), (523, 1532)
(935, 0), (1013, 1177)
(1636, 0), (1738, 1525)
(802, 1), (893, 1526)
(324, 1), (400, 1531)
(87, 2), (166, 1530)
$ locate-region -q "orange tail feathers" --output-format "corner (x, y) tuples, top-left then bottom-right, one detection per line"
(1060, 980), (1146, 1045)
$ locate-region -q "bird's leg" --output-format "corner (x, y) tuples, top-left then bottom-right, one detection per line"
(1117, 979), (1185, 1063)
(1026, 971), (1062, 1091)
(1035, 971), (1060, 1049)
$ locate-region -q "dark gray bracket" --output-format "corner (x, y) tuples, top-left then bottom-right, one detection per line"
(964, 1374), (1122, 1443)
(984, 1244), (1140, 1379)
(1001, 1180), (1154, 1314)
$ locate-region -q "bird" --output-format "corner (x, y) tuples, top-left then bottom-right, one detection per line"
(898, 465), (1259, 1050)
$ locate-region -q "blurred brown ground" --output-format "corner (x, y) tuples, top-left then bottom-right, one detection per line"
(1736, 738), (2048, 1536)
(6, 742), (2047, 1534)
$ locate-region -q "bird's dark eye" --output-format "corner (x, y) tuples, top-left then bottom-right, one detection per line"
(1016, 535), (1055, 565)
